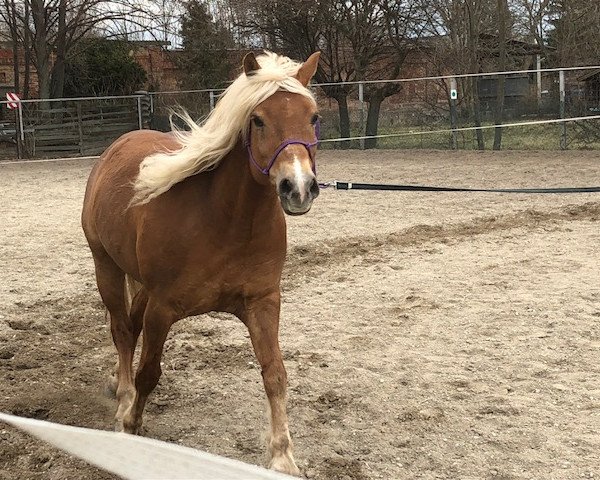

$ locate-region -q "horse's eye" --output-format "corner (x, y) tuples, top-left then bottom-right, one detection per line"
(311, 114), (320, 125)
(252, 116), (265, 127)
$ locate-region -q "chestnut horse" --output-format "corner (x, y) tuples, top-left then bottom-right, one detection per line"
(81, 51), (321, 475)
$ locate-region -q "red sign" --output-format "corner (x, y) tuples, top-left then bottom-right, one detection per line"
(6, 92), (20, 110)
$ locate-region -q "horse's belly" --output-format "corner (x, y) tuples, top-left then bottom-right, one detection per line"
(145, 251), (284, 318)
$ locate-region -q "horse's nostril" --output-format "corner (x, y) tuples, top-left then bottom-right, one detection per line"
(309, 178), (320, 197)
(279, 178), (294, 196)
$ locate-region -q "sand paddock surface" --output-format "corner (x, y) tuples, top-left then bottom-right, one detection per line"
(1, 149), (599, 480)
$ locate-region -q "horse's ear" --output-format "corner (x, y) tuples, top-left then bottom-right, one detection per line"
(296, 52), (321, 87)
(243, 52), (261, 76)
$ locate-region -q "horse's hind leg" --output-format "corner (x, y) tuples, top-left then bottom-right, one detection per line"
(108, 286), (147, 395)
(90, 249), (138, 428)
(129, 286), (148, 351)
(108, 287), (148, 391)
(122, 297), (176, 434)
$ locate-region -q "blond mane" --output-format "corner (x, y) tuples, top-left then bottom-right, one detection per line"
(131, 51), (316, 205)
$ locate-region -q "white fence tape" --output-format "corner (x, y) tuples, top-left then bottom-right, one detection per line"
(319, 114), (600, 143)
(0, 413), (294, 480)
(0, 155), (99, 166)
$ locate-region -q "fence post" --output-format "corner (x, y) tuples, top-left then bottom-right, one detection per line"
(449, 77), (458, 150)
(76, 102), (84, 154)
(15, 101), (25, 158)
(536, 54), (542, 110)
(136, 96), (143, 130)
(559, 69), (567, 150)
(14, 106), (22, 159)
(135, 91), (152, 128)
(209, 90), (216, 110)
(358, 82), (365, 149)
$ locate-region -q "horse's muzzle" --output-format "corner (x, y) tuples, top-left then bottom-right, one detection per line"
(278, 176), (320, 215)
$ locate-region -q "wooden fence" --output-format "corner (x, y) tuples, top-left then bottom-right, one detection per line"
(21, 98), (142, 157)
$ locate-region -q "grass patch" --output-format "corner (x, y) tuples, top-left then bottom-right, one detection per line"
(319, 120), (600, 150)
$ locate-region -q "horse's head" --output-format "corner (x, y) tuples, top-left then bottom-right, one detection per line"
(244, 52), (321, 216)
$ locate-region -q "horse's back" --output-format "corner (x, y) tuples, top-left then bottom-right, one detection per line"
(85, 130), (177, 200)
(82, 130), (179, 274)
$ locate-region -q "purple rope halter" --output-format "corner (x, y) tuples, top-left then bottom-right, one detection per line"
(246, 120), (320, 176)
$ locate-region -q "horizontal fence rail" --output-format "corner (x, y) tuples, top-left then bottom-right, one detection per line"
(312, 64), (600, 87)
(0, 93), (147, 106)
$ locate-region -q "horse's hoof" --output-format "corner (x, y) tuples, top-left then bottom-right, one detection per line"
(123, 424), (141, 435)
(269, 456), (301, 476)
(121, 416), (143, 435)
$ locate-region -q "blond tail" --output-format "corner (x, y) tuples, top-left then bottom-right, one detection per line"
(124, 274), (143, 315)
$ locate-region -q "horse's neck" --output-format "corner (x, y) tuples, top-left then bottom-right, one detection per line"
(207, 141), (283, 226)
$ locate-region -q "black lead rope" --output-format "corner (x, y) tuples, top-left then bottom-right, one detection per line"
(329, 182), (600, 194)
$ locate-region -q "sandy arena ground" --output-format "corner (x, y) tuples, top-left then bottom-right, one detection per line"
(0, 149), (599, 480)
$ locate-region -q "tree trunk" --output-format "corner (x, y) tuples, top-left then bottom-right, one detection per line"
(51, 0), (67, 99)
(31, 0), (51, 100)
(472, 77), (485, 150)
(492, 80), (506, 151)
(466, 0), (485, 150)
(335, 94), (351, 149)
(51, 57), (66, 99)
(364, 93), (383, 149)
(9, 0), (19, 92)
(362, 78), (402, 150)
(493, 0), (508, 150)
(37, 64), (51, 100)
(23, 0), (31, 99)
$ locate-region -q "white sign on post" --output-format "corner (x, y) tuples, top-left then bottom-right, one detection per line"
(450, 77), (458, 100)
(6, 92), (20, 109)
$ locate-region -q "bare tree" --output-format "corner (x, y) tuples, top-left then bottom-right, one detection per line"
(513, 0), (553, 53)
(108, 0), (183, 46)
(547, 0), (600, 66)
(493, 0), (510, 150)
(242, 0), (357, 147)
(2, 0), (20, 92)
(240, 0), (429, 148)
(359, 0), (430, 148)
(0, 1), (168, 99)
(426, 0), (497, 149)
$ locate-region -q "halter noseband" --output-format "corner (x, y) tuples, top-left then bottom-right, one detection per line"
(246, 120), (320, 176)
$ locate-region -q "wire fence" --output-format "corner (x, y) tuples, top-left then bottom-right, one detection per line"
(1, 65), (599, 159)
(309, 66), (600, 150)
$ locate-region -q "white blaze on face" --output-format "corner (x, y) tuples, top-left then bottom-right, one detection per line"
(292, 154), (308, 202)
(273, 144), (315, 210)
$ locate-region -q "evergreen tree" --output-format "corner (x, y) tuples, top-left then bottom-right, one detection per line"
(63, 39), (147, 97)
(178, 0), (235, 89)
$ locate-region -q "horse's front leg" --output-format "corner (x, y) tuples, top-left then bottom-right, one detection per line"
(241, 291), (299, 476)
